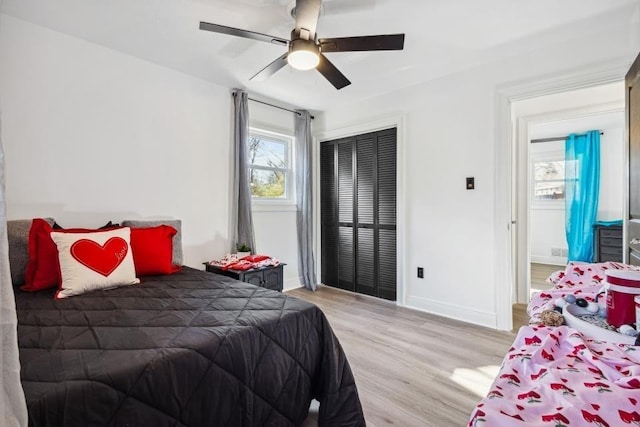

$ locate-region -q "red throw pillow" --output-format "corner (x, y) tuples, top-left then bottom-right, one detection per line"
(22, 219), (62, 291)
(22, 219), (121, 292)
(129, 225), (180, 276)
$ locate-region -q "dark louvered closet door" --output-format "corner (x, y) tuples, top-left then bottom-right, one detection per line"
(377, 129), (397, 300)
(337, 140), (355, 291)
(356, 133), (376, 296)
(320, 127), (396, 300)
(320, 143), (338, 286)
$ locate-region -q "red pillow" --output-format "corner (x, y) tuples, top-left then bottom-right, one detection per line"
(22, 219), (121, 292)
(129, 225), (180, 276)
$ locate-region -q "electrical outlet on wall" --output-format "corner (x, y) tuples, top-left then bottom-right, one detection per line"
(417, 267), (424, 278)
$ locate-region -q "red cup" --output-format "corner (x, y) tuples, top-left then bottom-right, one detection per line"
(605, 270), (640, 328)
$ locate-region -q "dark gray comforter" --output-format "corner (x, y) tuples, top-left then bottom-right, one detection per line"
(15, 267), (364, 426)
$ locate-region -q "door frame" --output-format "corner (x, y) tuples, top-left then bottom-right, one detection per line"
(494, 59), (629, 330)
(314, 115), (405, 305)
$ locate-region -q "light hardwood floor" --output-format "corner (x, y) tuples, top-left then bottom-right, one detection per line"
(512, 263), (564, 331)
(288, 286), (516, 427)
(530, 262), (561, 292)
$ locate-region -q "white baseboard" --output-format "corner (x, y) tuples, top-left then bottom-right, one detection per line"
(405, 295), (497, 329)
(531, 255), (567, 266)
(283, 277), (303, 291)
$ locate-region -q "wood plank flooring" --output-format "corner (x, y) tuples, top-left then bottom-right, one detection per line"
(512, 303), (529, 330)
(530, 262), (561, 292)
(512, 263), (563, 331)
(287, 286), (516, 427)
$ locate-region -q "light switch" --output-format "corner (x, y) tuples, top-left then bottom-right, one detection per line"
(466, 177), (475, 190)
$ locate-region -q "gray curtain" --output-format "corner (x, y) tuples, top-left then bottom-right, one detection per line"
(295, 111), (317, 290)
(230, 90), (256, 254)
(0, 114), (28, 426)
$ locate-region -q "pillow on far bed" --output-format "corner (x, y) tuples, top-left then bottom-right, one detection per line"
(129, 225), (180, 276)
(7, 218), (54, 286)
(51, 227), (140, 299)
(122, 219), (183, 266)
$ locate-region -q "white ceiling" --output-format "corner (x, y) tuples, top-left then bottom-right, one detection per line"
(2, 0), (639, 112)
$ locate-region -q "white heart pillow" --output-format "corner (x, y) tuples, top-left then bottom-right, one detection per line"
(51, 227), (140, 299)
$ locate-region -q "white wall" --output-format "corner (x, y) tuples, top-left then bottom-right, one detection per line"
(0, 14), (303, 288)
(529, 140), (567, 265)
(316, 17), (639, 328)
(249, 101), (301, 290)
(599, 127), (625, 220)
(0, 15), (232, 267)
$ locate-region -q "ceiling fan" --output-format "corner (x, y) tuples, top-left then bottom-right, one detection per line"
(199, 0), (405, 90)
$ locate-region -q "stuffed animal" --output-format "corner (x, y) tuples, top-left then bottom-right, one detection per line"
(539, 309), (565, 327)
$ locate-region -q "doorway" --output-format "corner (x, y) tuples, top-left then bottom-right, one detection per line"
(319, 127), (397, 300)
(511, 84), (626, 310)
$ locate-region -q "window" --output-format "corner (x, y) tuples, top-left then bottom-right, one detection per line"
(533, 159), (566, 201)
(248, 128), (294, 203)
(529, 146), (577, 209)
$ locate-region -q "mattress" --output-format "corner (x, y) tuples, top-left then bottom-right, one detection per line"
(15, 267), (364, 426)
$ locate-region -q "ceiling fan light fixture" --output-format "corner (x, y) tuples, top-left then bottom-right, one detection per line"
(287, 39), (320, 70)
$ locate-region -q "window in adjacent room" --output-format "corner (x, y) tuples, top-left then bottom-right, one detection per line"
(533, 159), (565, 200)
(530, 149), (571, 208)
(248, 128), (294, 203)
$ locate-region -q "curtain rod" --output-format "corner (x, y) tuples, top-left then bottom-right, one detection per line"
(231, 94), (315, 120)
(249, 98), (315, 120)
(531, 131), (604, 144)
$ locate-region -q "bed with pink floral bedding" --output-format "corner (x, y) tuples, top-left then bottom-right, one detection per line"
(468, 262), (640, 427)
(528, 261), (640, 324)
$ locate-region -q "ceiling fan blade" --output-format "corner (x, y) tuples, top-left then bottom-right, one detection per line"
(316, 53), (351, 90)
(294, 0), (322, 40)
(250, 53), (289, 81)
(199, 22), (288, 46)
(319, 34), (405, 52)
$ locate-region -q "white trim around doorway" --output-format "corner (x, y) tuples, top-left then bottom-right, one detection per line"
(494, 59), (630, 331)
(514, 101), (625, 305)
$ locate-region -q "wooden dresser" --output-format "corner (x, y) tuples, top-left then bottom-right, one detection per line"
(594, 224), (623, 262)
(204, 263), (285, 292)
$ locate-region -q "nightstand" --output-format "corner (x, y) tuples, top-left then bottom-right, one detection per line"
(204, 263), (285, 292)
(593, 224), (622, 262)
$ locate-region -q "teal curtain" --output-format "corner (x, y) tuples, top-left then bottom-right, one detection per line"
(565, 131), (600, 262)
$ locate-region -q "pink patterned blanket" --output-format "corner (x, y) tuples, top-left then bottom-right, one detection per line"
(468, 325), (640, 426)
(469, 262), (640, 426)
(528, 262), (640, 324)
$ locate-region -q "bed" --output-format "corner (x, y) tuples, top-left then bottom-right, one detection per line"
(468, 262), (640, 426)
(15, 266), (365, 426)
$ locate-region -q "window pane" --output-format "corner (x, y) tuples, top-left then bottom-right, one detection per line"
(248, 137), (286, 168)
(534, 160), (564, 181)
(534, 180), (565, 200)
(250, 169), (285, 198)
(532, 159), (567, 201)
